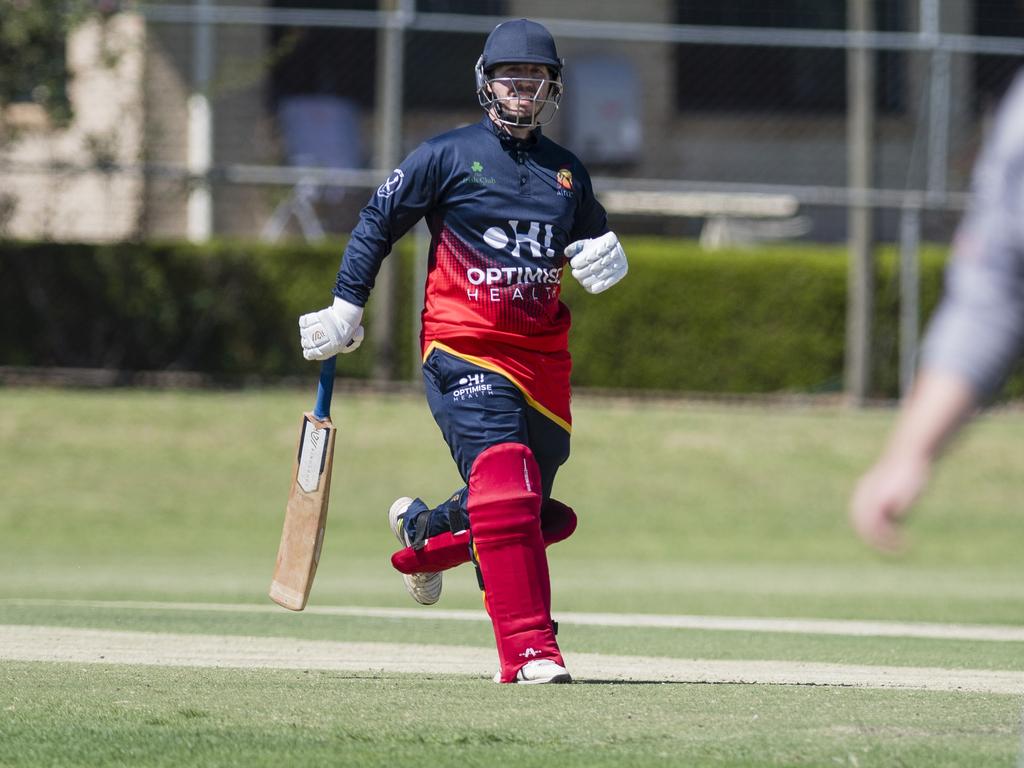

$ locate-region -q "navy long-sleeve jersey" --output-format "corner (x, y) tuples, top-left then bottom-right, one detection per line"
(332, 116), (609, 429)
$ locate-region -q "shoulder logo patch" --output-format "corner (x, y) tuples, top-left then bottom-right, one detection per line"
(377, 169), (404, 198)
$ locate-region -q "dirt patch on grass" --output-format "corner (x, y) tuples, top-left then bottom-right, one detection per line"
(3, 624), (1024, 694)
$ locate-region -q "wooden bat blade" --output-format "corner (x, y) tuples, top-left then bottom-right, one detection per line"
(269, 411), (337, 611)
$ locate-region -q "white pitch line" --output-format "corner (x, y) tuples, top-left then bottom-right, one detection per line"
(2, 624), (1023, 695)
(4, 598), (1024, 643)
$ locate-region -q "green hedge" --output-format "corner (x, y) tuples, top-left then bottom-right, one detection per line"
(563, 238), (949, 395)
(0, 239), (367, 379)
(0, 238), (951, 396)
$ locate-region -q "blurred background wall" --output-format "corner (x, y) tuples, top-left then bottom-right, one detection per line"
(4, 0), (1023, 245)
(1, 1), (1023, 398)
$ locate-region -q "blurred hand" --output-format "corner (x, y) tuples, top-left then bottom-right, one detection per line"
(849, 454), (931, 554)
(565, 231), (628, 294)
(299, 297), (365, 361)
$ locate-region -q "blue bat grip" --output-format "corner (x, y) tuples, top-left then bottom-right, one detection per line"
(313, 356), (337, 421)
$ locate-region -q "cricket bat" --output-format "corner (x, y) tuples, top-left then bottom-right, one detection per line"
(269, 356), (338, 611)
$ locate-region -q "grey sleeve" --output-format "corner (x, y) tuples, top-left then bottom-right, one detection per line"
(919, 71), (1024, 400)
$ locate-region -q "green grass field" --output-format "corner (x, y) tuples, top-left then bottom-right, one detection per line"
(1, 386), (1023, 767)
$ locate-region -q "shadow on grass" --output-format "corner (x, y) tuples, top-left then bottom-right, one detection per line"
(572, 679), (776, 686)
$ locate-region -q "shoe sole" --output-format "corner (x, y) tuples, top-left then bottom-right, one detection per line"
(516, 672), (572, 685)
(389, 497), (442, 606)
(493, 668), (573, 684)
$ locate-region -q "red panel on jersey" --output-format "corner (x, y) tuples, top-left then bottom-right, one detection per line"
(422, 227), (571, 354)
(420, 227), (574, 429)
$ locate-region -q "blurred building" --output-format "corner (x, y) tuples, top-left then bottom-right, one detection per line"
(1, 12), (146, 240)
(1, 0), (1021, 242)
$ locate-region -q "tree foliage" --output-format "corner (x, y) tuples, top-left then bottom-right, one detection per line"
(0, 0), (113, 126)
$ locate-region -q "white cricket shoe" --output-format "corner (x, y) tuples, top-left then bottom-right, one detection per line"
(389, 497), (442, 606)
(494, 659), (572, 685)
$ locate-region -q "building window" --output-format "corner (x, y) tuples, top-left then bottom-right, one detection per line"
(269, 0), (378, 110)
(405, 0), (505, 109)
(973, 0), (1024, 114)
(673, 0), (906, 114)
(269, 0), (504, 111)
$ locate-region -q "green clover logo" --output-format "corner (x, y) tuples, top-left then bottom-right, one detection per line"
(471, 161), (483, 173)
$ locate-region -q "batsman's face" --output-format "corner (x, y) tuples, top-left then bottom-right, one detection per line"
(489, 63), (553, 118)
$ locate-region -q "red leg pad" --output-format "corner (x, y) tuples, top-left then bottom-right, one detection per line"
(540, 499), (577, 546)
(390, 529), (471, 574)
(390, 499), (577, 575)
(469, 442), (562, 682)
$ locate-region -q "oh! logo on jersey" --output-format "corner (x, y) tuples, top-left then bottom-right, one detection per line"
(483, 220), (556, 260)
(377, 169), (404, 198)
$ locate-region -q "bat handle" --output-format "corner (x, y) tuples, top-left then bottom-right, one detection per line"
(313, 356), (337, 421)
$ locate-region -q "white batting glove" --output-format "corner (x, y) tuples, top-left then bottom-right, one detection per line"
(565, 231), (628, 294)
(299, 297), (365, 361)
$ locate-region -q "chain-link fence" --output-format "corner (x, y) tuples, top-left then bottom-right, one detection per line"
(2, 1), (1023, 391)
(3, 0), (1022, 243)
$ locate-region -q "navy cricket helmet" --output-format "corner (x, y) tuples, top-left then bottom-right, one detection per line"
(475, 19), (564, 128)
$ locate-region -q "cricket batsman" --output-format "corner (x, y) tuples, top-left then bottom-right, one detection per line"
(298, 18), (627, 684)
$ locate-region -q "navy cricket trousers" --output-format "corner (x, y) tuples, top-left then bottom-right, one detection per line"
(409, 346), (571, 540)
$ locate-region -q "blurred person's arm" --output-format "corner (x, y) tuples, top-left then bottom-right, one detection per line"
(849, 370), (975, 553)
(850, 72), (1024, 552)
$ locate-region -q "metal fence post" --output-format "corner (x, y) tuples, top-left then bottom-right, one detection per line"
(845, 0), (876, 405)
(923, 0), (951, 207)
(187, 0), (214, 242)
(370, 0), (412, 381)
(899, 204), (922, 397)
